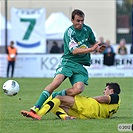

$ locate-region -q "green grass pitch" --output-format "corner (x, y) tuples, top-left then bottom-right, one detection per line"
(0, 77), (132, 133)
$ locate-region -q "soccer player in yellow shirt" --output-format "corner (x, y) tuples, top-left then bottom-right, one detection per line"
(21, 82), (121, 120)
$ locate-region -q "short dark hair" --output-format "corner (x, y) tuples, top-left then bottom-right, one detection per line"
(71, 9), (85, 20)
(106, 82), (121, 94)
(10, 41), (14, 44)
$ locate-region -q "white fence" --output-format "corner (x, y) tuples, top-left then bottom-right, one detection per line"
(0, 54), (133, 78)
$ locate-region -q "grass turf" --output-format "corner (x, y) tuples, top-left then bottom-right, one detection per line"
(0, 77), (132, 133)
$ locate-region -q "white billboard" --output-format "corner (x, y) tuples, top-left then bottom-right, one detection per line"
(0, 54), (133, 78)
(11, 8), (46, 53)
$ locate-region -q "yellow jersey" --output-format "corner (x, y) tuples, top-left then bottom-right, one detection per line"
(68, 94), (120, 119)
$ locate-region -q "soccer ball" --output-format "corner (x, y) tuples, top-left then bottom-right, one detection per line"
(3, 80), (20, 96)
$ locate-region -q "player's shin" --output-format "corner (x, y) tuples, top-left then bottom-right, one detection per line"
(34, 90), (50, 110)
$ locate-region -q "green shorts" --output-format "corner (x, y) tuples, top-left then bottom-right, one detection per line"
(55, 59), (89, 86)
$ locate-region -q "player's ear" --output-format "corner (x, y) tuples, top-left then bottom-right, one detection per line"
(110, 89), (114, 94)
(71, 19), (74, 22)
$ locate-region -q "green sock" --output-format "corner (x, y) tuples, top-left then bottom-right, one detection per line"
(52, 90), (66, 98)
(35, 90), (50, 108)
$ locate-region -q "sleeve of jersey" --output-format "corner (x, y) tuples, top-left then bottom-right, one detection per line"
(109, 94), (119, 104)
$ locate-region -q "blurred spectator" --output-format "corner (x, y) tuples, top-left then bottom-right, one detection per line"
(46, 40), (49, 53)
(117, 38), (127, 55)
(130, 43), (133, 54)
(103, 40), (114, 54)
(99, 36), (105, 43)
(103, 40), (115, 66)
(6, 41), (17, 78)
(60, 43), (64, 53)
(50, 41), (61, 53)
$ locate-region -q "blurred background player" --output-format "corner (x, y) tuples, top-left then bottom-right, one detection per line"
(6, 41), (17, 78)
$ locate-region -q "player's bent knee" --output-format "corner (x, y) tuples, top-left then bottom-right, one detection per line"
(74, 86), (84, 94)
(74, 89), (83, 95)
(69, 89), (83, 96)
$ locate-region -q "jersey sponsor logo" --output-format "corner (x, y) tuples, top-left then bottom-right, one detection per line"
(80, 44), (88, 48)
(69, 39), (78, 49)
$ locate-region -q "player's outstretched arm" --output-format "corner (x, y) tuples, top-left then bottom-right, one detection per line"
(93, 95), (110, 104)
(72, 42), (100, 55)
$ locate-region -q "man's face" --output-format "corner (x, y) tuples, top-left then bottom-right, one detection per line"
(103, 85), (114, 95)
(71, 15), (84, 30)
(10, 43), (14, 48)
(120, 41), (125, 47)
